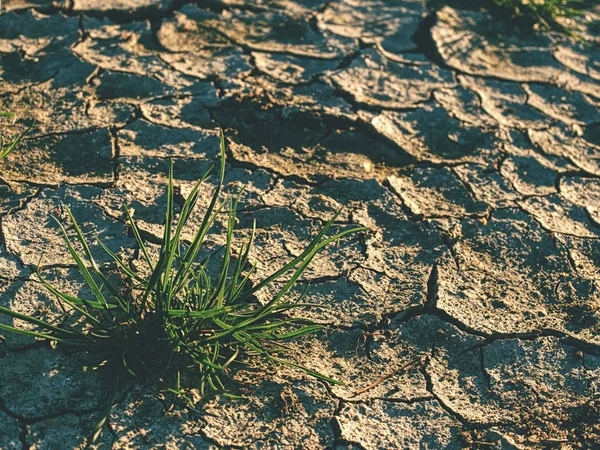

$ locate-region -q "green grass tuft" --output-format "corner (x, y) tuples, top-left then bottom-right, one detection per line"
(489, 0), (587, 33)
(0, 130), (366, 441)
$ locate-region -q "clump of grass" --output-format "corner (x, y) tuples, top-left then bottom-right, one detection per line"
(489, 0), (586, 33)
(0, 131), (365, 440)
(0, 112), (32, 160)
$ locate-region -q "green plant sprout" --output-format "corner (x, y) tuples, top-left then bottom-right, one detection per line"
(0, 131), (366, 442)
(0, 112), (33, 160)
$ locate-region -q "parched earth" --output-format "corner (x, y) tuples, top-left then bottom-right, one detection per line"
(1, 0), (600, 448)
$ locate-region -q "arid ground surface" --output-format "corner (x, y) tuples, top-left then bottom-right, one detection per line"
(1, 0), (600, 448)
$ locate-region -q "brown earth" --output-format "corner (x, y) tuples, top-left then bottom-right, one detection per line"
(1, 0), (599, 448)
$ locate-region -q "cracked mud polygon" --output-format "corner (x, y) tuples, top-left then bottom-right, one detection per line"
(1, 0), (599, 448)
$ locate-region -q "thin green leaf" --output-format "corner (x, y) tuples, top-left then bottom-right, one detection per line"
(124, 207), (153, 270)
(53, 216), (111, 315)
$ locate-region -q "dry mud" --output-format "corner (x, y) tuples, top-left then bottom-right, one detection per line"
(1, 0), (600, 449)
